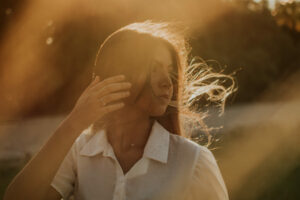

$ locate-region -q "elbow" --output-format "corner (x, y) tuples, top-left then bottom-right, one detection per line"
(3, 184), (22, 200)
(3, 185), (34, 200)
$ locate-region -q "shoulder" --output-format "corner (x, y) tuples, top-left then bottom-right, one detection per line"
(185, 144), (229, 199)
(169, 134), (199, 148)
(169, 134), (217, 165)
(169, 134), (211, 154)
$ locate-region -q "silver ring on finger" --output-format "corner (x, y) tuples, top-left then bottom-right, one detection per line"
(99, 98), (106, 107)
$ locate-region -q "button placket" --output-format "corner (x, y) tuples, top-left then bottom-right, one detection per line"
(113, 160), (127, 200)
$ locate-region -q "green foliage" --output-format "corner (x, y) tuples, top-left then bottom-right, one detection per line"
(190, 4), (299, 103)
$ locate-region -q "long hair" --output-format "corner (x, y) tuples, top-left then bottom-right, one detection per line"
(92, 21), (235, 145)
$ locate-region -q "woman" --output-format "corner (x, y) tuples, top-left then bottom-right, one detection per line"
(4, 21), (232, 200)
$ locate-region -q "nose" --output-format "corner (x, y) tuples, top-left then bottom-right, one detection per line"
(159, 74), (172, 89)
(160, 80), (172, 89)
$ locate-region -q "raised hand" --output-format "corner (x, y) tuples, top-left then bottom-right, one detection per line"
(69, 74), (132, 131)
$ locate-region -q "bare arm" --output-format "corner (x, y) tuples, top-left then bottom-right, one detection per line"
(4, 113), (84, 200)
(3, 75), (131, 200)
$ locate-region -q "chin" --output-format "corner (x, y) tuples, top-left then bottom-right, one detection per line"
(149, 106), (168, 117)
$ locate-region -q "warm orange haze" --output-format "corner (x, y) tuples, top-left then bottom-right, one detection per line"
(0, 0), (300, 200)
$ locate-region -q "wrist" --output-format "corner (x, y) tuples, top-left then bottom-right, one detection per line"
(62, 112), (86, 136)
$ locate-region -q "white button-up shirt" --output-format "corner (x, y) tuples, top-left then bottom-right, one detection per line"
(51, 120), (229, 200)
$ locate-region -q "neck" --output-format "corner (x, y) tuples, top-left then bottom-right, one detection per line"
(104, 106), (154, 152)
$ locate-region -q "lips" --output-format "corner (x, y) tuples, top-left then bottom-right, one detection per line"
(156, 94), (171, 102)
(158, 94), (169, 99)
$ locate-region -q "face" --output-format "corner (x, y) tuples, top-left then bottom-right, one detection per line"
(136, 42), (175, 116)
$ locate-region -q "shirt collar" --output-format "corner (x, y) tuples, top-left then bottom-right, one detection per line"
(79, 127), (114, 158)
(79, 120), (170, 164)
(143, 120), (170, 163)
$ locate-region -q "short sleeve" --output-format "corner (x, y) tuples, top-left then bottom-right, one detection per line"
(51, 142), (77, 199)
(184, 146), (229, 200)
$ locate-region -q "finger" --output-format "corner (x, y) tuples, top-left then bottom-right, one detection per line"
(90, 74), (126, 91)
(100, 91), (130, 105)
(86, 76), (100, 91)
(95, 82), (132, 97)
(100, 102), (125, 115)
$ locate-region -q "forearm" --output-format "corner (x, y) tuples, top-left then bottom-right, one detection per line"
(4, 74), (129, 200)
(4, 114), (83, 200)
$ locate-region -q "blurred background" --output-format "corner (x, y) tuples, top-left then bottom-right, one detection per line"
(0, 0), (299, 199)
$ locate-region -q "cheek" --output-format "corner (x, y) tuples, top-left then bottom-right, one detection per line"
(137, 87), (168, 116)
(149, 76), (160, 95)
(135, 83), (156, 109)
(149, 88), (171, 114)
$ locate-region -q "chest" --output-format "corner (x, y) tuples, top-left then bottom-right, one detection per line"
(114, 148), (144, 175)
(75, 155), (194, 200)
(74, 136), (199, 200)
